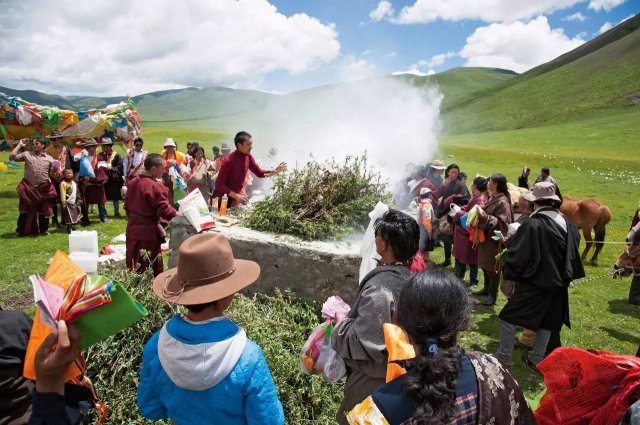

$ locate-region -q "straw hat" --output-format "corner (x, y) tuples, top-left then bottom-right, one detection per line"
(430, 160), (447, 170)
(153, 233), (260, 305)
(101, 137), (114, 146)
(164, 138), (177, 148)
(82, 139), (98, 147)
(523, 181), (561, 202)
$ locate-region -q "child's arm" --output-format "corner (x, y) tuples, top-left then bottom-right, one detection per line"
(60, 183), (68, 207)
(244, 348), (284, 425)
(137, 339), (168, 420)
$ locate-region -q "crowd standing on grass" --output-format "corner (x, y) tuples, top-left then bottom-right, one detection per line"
(5, 131), (640, 424)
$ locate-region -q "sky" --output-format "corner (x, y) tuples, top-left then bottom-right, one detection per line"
(0, 0), (637, 96)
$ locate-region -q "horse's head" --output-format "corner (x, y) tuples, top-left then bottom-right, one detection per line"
(613, 242), (640, 278)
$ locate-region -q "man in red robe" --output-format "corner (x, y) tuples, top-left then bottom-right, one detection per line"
(10, 136), (57, 236)
(213, 131), (287, 207)
(125, 153), (177, 276)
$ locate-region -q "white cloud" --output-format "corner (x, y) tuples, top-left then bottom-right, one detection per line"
(562, 12), (588, 21)
(339, 56), (377, 82)
(588, 0), (627, 11)
(369, 1), (394, 22)
(419, 51), (458, 68)
(0, 0), (340, 96)
(598, 21), (614, 33)
(459, 16), (585, 73)
(391, 68), (435, 77)
(597, 14), (636, 34)
(386, 51), (398, 58)
(392, 0), (584, 24)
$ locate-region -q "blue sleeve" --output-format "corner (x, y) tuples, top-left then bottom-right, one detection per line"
(137, 334), (168, 420)
(244, 345), (285, 425)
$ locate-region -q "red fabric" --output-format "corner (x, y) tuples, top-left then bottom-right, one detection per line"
(124, 175), (177, 242)
(409, 251), (426, 272)
(17, 179), (56, 235)
(453, 195), (487, 264)
(80, 166), (108, 205)
(124, 174), (176, 276)
(535, 347), (640, 425)
(213, 150), (269, 197)
(126, 238), (164, 277)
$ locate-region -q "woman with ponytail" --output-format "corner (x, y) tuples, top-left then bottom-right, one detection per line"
(346, 270), (534, 425)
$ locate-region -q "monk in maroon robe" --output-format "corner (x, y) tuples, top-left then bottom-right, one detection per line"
(10, 137), (57, 236)
(125, 153), (177, 276)
(213, 131), (286, 208)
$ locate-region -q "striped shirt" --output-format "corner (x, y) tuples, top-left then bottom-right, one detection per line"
(13, 151), (55, 187)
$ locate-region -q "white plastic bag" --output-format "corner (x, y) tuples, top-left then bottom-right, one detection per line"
(179, 188), (214, 232)
(359, 202), (389, 283)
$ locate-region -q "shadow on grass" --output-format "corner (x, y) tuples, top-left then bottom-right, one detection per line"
(0, 190), (20, 199)
(608, 299), (638, 318)
(599, 326), (640, 348)
(469, 312), (501, 351)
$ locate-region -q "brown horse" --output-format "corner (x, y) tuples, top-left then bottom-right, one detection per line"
(560, 196), (612, 264)
(613, 242), (640, 278)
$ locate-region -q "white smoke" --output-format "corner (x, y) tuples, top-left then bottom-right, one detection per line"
(250, 77), (443, 183)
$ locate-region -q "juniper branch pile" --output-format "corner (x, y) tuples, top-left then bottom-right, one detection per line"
(245, 155), (389, 240)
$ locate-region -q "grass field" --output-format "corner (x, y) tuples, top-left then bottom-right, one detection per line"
(1, 111), (639, 423)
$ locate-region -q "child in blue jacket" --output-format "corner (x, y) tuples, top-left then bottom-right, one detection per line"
(137, 233), (284, 425)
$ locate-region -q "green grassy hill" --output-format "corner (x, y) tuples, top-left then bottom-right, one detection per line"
(394, 67), (517, 109)
(442, 14), (640, 134)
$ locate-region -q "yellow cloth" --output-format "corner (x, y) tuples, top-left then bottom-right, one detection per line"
(61, 113), (79, 128)
(60, 180), (76, 204)
(383, 323), (415, 383)
(346, 396), (389, 425)
(23, 251), (85, 381)
(160, 150), (186, 165)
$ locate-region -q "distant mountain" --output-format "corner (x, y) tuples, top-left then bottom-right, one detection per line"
(441, 13), (640, 134)
(1, 67), (514, 131)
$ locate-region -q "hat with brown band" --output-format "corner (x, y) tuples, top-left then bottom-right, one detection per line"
(430, 159), (447, 170)
(152, 233), (260, 305)
(523, 181), (561, 203)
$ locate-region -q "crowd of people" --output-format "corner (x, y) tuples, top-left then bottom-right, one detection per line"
(8, 130), (286, 238)
(4, 135), (640, 424)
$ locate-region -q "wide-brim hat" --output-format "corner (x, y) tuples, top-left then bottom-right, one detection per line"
(523, 181), (561, 202)
(220, 142), (231, 152)
(80, 139), (98, 147)
(430, 159), (446, 170)
(153, 233), (260, 305)
(164, 138), (177, 148)
(101, 137), (114, 146)
(419, 187), (431, 196)
(47, 130), (64, 139)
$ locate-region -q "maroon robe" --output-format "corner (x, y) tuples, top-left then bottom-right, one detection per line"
(124, 174), (177, 276)
(80, 166), (108, 205)
(452, 194), (488, 265)
(16, 179), (56, 236)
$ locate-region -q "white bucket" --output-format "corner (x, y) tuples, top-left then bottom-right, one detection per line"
(69, 252), (98, 273)
(69, 230), (98, 256)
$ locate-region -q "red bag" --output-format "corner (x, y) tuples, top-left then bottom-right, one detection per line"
(535, 347), (640, 425)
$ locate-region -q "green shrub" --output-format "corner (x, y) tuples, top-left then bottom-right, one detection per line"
(244, 154), (390, 240)
(86, 267), (342, 424)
